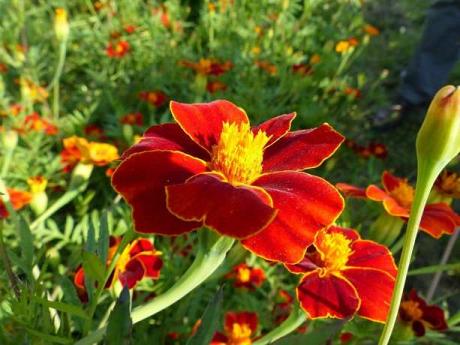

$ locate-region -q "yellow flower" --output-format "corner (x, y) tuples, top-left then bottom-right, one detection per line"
(27, 176), (48, 193)
(54, 8), (69, 41)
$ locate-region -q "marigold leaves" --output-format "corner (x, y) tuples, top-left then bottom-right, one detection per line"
(31, 296), (89, 320)
(186, 286), (224, 345)
(18, 215), (34, 276)
(273, 320), (343, 344)
(82, 251), (106, 286)
(106, 286), (132, 345)
(98, 211), (110, 264)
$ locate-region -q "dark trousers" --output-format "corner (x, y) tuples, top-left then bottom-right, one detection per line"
(400, 0), (460, 105)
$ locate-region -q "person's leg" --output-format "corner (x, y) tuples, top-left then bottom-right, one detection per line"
(399, 0), (460, 106)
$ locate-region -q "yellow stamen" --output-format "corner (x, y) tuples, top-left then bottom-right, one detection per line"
(401, 300), (423, 321)
(317, 232), (352, 276)
(236, 267), (251, 283)
(228, 323), (252, 345)
(211, 122), (269, 185)
(390, 183), (414, 208)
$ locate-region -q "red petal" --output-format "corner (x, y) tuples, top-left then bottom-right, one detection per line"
(225, 311), (258, 334)
(422, 305), (448, 331)
(285, 252), (320, 274)
(262, 124), (344, 172)
(347, 240), (397, 278)
(365, 185), (389, 201)
(366, 185), (409, 217)
(242, 172), (344, 263)
(336, 183), (367, 198)
(297, 271), (360, 319)
(118, 259), (144, 289)
(74, 266), (85, 289)
(382, 171), (403, 193)
(133, 253), (163, 279)
(170, 100), (249, 152)
(112, 150), (206, 235)
(210, 332), (228, 345)
(122, 123), (209, 160)
(420, 203), (457, 238)
(342, 268), (395, 323)
(251, 113), (296, 147)
(322, 226), (361, 241)
(166, 173), (277, 239)
(129, 238), (154, 256)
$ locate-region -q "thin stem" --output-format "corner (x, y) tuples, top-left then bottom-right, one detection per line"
(74, 234), (234, 345)
(0, 221), (20, 298)
(1, 148), (13, 178)
(378, 165), (439, 345)
(50, 40), (67, 119)
(426, 227), (459, 301)
(253, 306), (306, 345)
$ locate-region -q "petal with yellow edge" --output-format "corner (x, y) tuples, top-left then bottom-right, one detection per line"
(122, 123), (209, 160)
(341, 267), (395, 323)
(251, 113), (296, 147)
(112, 150), (206, 235)
(382, 170), (403, 192)
(347, 240), (397, 278)
(297, 271), (360, 319)
(242, 171), (344, 263)
(170, 100), (249, 153)
(262, 124), (344, 172)
(336, 183), (367, 198)
(166, 172), (277, 239)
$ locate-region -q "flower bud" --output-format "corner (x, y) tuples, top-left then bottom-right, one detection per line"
(27, 176), (48, 215)
(1, 130), (18, 151)
(54, 8), (69, 42)
(416, 86), (460, 169)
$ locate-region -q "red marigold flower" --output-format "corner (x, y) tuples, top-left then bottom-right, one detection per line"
(120, 112), (143, 126)
(106, 40), (130, 58)
(255, 60), (277, 75)
(399, 289), (448, 337)
(207, 80), (227, 93)
(343, 87), (361, 99)
(369, 142), (388, 159)
(340, 332), (353, 343)
(366, 171), (460, 238)
(151, 5), (171, 29)
(211, 311), (258, 345)
(84, 124), (106, 140)
(226, 263), (265, 289)
(112, 100), (344, 263)
(138, 90), (167, 107)
(0, 188), (32, 219)
(364, 24), (380, 36)
(434, 170), (460, 199)
(292, 63), (312, 76)
(23, 112), (58, 135)
(180, 58), (233, 76)
(286, 226), (397, 322)
(123, 24), (136, 34)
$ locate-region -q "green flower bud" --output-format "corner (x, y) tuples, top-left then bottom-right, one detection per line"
(416, 86), (460, 170)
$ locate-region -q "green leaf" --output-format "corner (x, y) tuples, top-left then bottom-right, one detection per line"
(18, 216), (34, 271)
(408, 263), (460, 276)
(82, 251), (106, 284)
(186, 286), (224, 345)
(105, 287), (132, 345)
(273, 321), (342, 345)
(85, 215), (96, 253)
(98, 211), (110, 264)
(31, 296), (89, 319)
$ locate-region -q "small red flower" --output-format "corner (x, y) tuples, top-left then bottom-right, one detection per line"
(84, 124), (105, 141)
(292, 63), (312, 76)
(0, 188), (32, 218)
(211, 311), (258, 345)
(106, 40), (130, 58)
(120, 112), (143, 126)
(207, 80), (228, 93)
(340, 332), (353, 343)
(180, 58), (233, 76)
(286, 226), (397, 322)
(435, 170), (460, 199)
(23, 112), (58, 135)
(226, 263), (265, 289)
(255, 60), (277, 75)
(112, 100), (344, 263)
(123, 24), (137, 34)
(138, 90), (167, 107)
(365, 171), (460, 238)
(399, 289), (448, 336)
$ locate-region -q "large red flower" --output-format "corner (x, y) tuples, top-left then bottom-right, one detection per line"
(112, 100), (344, 263)
(399, 289), (448, 337)
(286, 226), (397, 322)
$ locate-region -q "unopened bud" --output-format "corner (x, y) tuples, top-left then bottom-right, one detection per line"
(54, 8), (69, 42)
(2, 130), (18, 150)
(416, 86), (460, 169)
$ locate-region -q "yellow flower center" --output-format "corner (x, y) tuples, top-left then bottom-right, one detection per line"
(236, 267), (251, 283)
(401, 300), (423, 321)
(317, 232), (352, 275)
(228, 323), (252, 345)
(210, 122), (269, 185)
(437, 171), (460, 197)
(390, 183), (414, 208)
(27, 176), (47, 193)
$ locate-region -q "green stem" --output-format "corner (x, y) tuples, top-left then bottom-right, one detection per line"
(253, 306), (306, 345)
(1, 148), (13, 178)
(30, 182), (88, 230)
(74, 233), (234, 345)
(50, 40), (67, 119)
(0, 221), (20, 298)
(378, 165), (439, 345)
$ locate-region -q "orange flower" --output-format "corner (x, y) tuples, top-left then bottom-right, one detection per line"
(0, 188), (32, 218)
(23, 113), (58, 135)
(207, 80), (227, 93)
(399, 289), (447, 337)
(434, 170), (460, 199)
(106, 40), (130, 58)
(152, 5), (171, 29)
(74, 237), (163, 298)
(139, 90), (167, 107)
(120, 112), (143, 126)
(310, 54), (321, 65)
(180, 58), (233, 76)
(255, 60), (277, 75)
(61, 136), (83, 172)
(211, 311), (258, 345)
(226, 263), (265, 289)
(27, 176), (47, 193)
(335, 38), (358, 54)
(123, 24), (136, 34)
(344, 139), (387, 160)
(338, 171), (460, 238)
(343, 87), (361, 99)
(364, 24), (380, 36)
(20, 79), (48, 103)
(286, 226), (397, 322)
